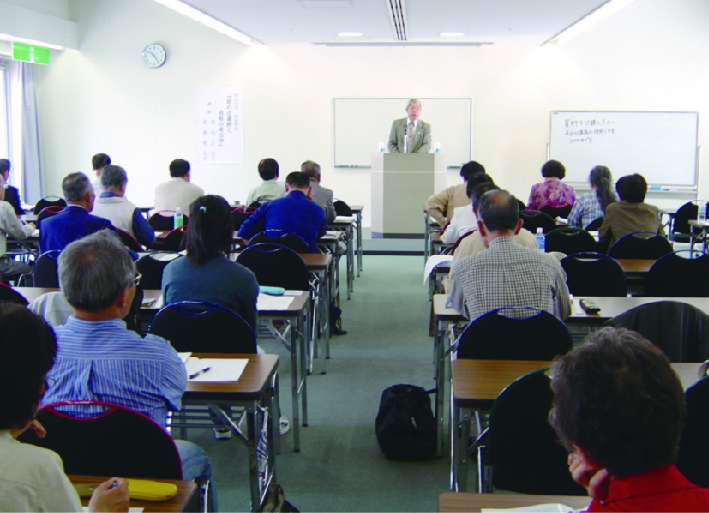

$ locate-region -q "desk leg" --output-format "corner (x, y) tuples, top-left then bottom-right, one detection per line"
(290, 310), (303, 452)
(246, 404), (262, 511)
(424, 213), (430, 267)
(356, 211), (363, 276)
(346, 226), (354, 299)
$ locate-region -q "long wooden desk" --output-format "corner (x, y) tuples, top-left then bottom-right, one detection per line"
(439, 491), (591, 512)
(70, 475), (196, 512)
(180, 353), (279, 511)
(450, 359), (702, 492)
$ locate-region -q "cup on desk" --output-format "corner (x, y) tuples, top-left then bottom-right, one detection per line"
(434, 142), (441, 153)
(699, 208), (706, 224)
(378, 142), (386, 153)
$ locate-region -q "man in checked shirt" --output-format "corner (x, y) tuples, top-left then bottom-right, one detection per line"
(447, 189), (571, 321)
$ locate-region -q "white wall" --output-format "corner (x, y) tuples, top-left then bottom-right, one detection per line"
(31, 0), (709, 227)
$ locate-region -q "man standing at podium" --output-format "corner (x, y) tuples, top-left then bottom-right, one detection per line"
(387, 99), (431, 154)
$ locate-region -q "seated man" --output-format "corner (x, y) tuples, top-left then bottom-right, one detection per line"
(92, 164), (155, 247)
(42, 230), (214, 503)
(39, 172), (113, 253)
(424, 161), (485, 225)
(600, 173), (664, 249)
(90, 152), (111, 195)
(301, 160), (336, 223)
(0, 175), (34, 282)
(153, 159), (204, 214)
(238, 171), (327, 252)
(550, 327), (709, 511)
(440, 172), (494, 244)
(0, 159), (24, 216)
(246, 158), (284, 206)
(452, 182), (538, 262)
(447, 189), (570, 321)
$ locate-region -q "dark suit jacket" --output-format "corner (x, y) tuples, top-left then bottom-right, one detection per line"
(387, 118), (432, 153)
(39, 205), (114, 253)
(4, 186), (24, 216)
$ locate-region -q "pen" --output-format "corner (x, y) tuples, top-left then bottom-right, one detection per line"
(189, 366), (212, 379)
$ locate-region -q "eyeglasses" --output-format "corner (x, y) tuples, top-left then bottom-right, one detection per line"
(133, 273), (142, 287)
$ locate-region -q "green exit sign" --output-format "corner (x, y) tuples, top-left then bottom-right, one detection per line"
(12, 42), (50, 65)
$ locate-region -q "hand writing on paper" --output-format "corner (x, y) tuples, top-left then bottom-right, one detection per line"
(88, 478), (129, 512)
(568, 448), (611, 501)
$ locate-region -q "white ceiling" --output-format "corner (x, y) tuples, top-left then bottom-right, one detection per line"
(183, 0), (612, 46)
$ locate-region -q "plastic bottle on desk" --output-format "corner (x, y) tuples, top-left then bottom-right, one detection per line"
(174, 207), (184, 229)
(536, 227), (545, 252)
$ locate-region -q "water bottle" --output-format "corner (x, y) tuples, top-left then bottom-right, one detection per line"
(699, 205), (706, 224)
(536, 227), (545, 252)
(174, 207), (184, 229)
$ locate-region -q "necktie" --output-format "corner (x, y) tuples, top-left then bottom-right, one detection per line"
(407, 122), (414, 153)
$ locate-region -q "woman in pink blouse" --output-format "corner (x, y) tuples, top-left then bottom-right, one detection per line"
(527, 160), (578, 211)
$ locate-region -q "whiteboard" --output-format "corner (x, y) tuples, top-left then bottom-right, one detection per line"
(549, 111), (699, 188)
(334, 98), (472, 167)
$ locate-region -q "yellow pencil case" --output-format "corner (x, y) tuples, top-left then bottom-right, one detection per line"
(74, 479), (178, 502)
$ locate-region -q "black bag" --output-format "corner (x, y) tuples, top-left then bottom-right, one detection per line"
(334, 200), (352, 217)
(375, 384), (437, 461)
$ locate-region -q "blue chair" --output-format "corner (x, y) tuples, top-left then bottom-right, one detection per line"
(148, 301), (256, 353)
(33, 250), (62, 288)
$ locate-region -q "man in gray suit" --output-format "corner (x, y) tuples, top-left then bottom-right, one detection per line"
(387, 99), (432, 154)
(301, 160), (336, 223)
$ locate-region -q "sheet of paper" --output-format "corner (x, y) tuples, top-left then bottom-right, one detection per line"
(257, 294), (294, 310)
(481, 503), (577, 513)
(423, 255), (453, 284)
(186, 357), (248, 382)
(141, 294), (164, 310)
(177, 352), (192, 365)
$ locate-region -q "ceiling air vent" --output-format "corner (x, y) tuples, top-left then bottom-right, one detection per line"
(386, 0), (407, 41)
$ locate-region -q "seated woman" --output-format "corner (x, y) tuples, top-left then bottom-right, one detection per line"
(550, 327), (709, 511)
(599, 173), (664, 249)
(162, 195), (259, 332)
(567, 165), (616, 229)
(0, 303), (129, 512)
(526, 159), (577, 214)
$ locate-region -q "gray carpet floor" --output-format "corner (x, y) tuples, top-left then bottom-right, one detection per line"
(185, 255), (453, 512)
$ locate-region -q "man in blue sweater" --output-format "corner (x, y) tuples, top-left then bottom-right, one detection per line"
(39, 172), (114, 253)
(238, 171), (327, 252)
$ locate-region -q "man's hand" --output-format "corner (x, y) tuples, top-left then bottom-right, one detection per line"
(568, 450), (611, 501)
(88, 478), (129, 512)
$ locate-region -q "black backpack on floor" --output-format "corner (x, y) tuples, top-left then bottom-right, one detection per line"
(375, 384), (436, 461)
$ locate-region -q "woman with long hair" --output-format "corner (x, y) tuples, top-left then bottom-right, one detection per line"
(568, 165), (617, 229)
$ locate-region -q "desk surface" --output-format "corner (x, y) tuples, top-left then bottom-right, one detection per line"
(439, 491), (591, 512)
(70, 474), (196, 512)
(616, 258), (655, 273)
(185, 353), (279, 401)
(452, 359), (701, 406)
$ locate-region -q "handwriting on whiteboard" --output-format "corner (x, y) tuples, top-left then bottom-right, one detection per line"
(564, 118), (615, 144)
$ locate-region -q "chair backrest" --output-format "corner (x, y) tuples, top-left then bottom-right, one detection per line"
(457, 307), (573, 361)
(676, 377), (709, 487)
(539, 205), (572, 220)
(148, 301), (256, 353)
(672, 200), (708, 237)
(237, 243), (309, 291)
(519, 210), (556, 234)
(148, 211), (190, 232)
(584, 216), (604, 231)
(33, 196), (66, 215)
(608, 231), (673, 260)
(248, 229), (309, 254)
(604, 301), (709, 362)
(162, 225), (187, 251)
(646, 251), (709, 297)
(231, 206), (257, 231)
(33, 250), (62, 288)
(544, 227), (598, 255)
(17, 401), (182, 479)
(136, 252), (182, 290)
(0, 283), (28, 305)
(560, 252), (628, 297)
(37, 205), (64, 224)
(486, 370), (586, 495)
(116, 228), (142, 252)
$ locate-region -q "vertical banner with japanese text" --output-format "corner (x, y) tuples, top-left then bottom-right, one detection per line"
(195, 85), (244, 164)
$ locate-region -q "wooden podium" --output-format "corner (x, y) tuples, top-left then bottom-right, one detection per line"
(371, 153), (447, 237)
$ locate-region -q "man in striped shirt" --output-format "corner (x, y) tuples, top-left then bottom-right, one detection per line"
(41, 230), (214, 503)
